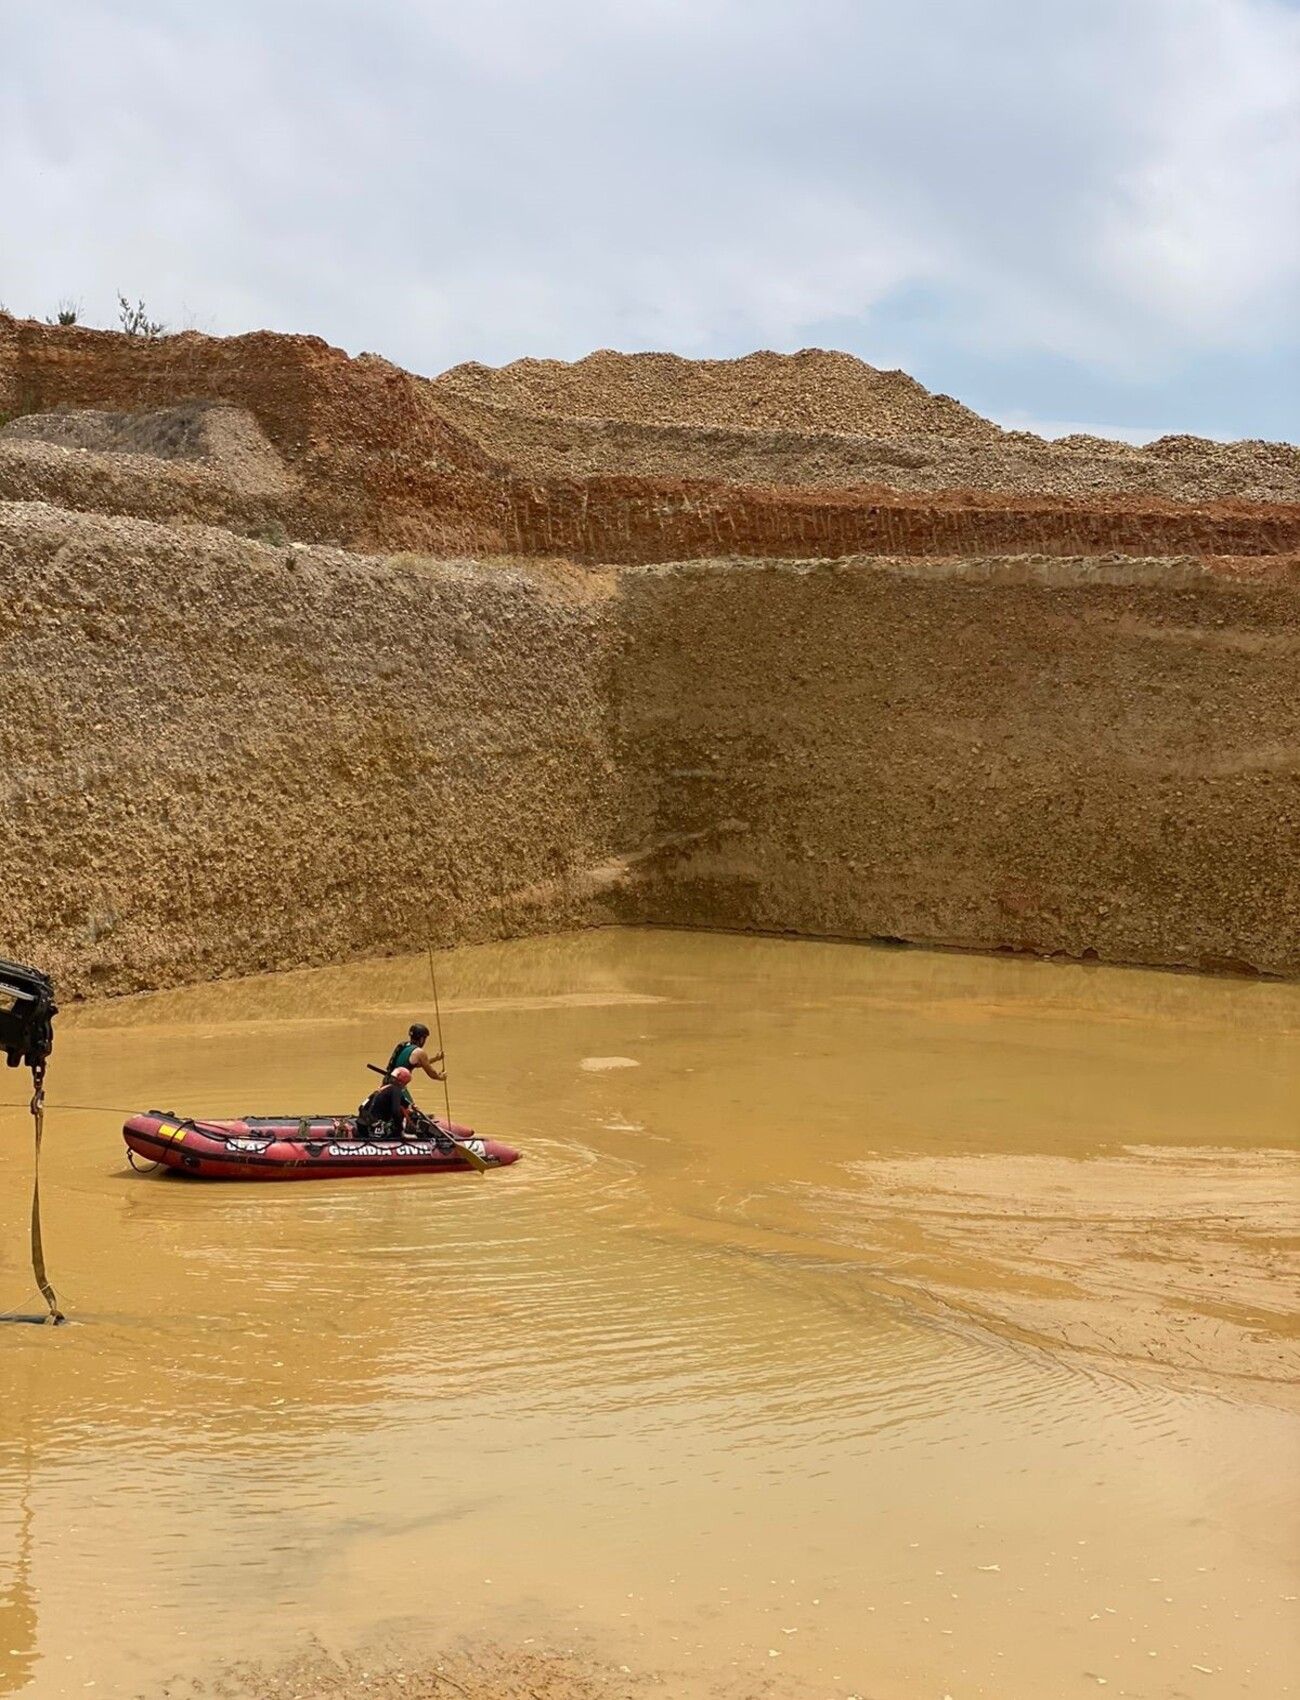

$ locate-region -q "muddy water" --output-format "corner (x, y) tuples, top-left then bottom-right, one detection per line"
(1, 929), (1297, 1700)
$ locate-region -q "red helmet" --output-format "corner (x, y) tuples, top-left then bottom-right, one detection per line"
(391, 1066), (412, 1086)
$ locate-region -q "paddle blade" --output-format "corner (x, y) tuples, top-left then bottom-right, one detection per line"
(453, 1138), (491, 1174)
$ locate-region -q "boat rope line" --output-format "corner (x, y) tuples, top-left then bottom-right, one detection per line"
(0, 1283), (47, 1325)
(0, 1099), (156, 1115)
(27, 1060), (64, 1325)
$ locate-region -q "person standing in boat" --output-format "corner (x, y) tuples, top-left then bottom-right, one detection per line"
(386, 1023), (445, 1087)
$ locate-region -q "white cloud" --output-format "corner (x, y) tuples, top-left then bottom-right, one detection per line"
(1093, 0), (1300, 345)
(1, 0), (1297, 426)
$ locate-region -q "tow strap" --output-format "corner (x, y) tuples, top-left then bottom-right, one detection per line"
(1, 959), (64, 1324)
(28, 1060), (64, 1324)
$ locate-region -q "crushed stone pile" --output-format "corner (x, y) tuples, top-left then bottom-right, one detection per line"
(4, 319), (1296, 535)
(0, 401), (293, 494)
(436, 347), (1003, 442)
(3, 402), (211, 459)
(433, 388), (1300, 505)
(433, 348), (1300, 504)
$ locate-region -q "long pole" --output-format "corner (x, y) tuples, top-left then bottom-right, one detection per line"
(428, 942), (453, 1128)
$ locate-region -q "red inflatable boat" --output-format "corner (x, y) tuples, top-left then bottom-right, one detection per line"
(123, 1111), (520, 1180)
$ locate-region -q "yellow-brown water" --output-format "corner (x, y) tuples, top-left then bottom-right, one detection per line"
(1, 929), (1297, 1700)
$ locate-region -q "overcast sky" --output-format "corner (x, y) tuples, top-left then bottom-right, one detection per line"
(3, 0), (1298, 441)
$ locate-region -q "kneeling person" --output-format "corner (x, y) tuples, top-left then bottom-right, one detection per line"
(356, 1067), (413, 1141)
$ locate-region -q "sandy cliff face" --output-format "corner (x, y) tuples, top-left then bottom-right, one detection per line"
(2, 317), (1297, 989)
(615, 556), (1300, 976)
(0, 318), (509, 555)
(0, 504), (626, 997)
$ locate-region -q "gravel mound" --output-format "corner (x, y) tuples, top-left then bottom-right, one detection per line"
(434, 389), (1300, 505)
(3, 403), (209, 459)
(0, 401), (293, 493)
(436, 347), (1003, 441)
(433, 348), (1300, 504)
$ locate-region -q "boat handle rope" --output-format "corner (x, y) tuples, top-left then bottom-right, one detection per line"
(0, 1098), (154, 1115)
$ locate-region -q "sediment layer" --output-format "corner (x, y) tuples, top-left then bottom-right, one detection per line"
(2, 317), (1297, 992)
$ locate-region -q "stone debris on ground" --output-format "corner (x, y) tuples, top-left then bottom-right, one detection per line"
(146, 1638), (654, 1700)
(1, 400), (294, 495)
(436, 346), (1002, 441)
(4, 316), (1300, 554)
(433, 346), (1300, 505)
(434, 385), (1300, 505)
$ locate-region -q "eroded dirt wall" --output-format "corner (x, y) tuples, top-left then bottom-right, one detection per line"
(0, 504), (627, 998)
(615, 556), (1300, 975)
(3, 516), (1297, 992)
(0, 317), (510, 555)
(4, 317), (1299, 987)
(506, 476), (1300, 564)
(0, 318), (484, 474)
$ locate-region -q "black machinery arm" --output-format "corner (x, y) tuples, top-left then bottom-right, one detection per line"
(0, 959), (57, 1072)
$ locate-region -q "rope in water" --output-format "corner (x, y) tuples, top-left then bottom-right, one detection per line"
(0, 1099), (164, 1115)
(0, 1283), (47, 1324)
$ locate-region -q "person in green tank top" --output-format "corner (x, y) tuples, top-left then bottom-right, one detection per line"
(385, 1023), (445, 1096)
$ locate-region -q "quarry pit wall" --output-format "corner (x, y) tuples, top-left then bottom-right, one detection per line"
(2, 319), (1298, 991)
(616, 555), (1300, 978)
(0, 504), (631, 999)
(2, 504), (1296, 995)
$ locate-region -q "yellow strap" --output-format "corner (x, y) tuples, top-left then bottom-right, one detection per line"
(29, 1077), (64, 1324)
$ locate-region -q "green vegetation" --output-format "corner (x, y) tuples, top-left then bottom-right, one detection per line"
(117, 293), (166, 338)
